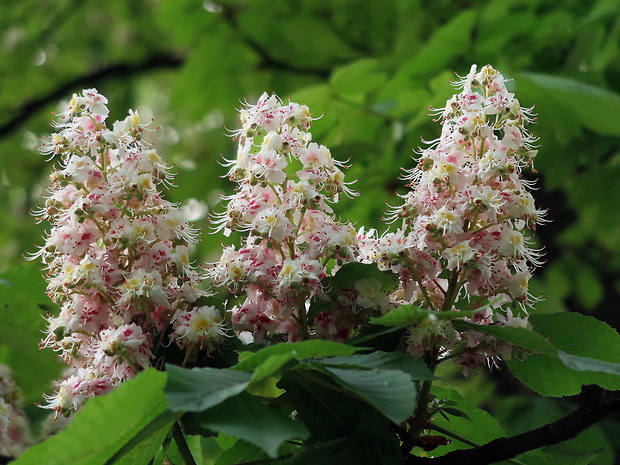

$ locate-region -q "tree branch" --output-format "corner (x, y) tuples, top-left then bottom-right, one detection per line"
(405, 385), (620, 465)
(0, 52), (184, 138)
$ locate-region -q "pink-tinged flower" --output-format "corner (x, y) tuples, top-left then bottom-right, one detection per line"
(252, 207), (293, 242)
(87, 324), (152, 380)
(42, 367), (113, 414)
(171, 306), (227, 349)
(33, 89), (207, 412)
(368, 65), (545, 371)
(77, 89), (109, 117)
(209, 93), (360, 343)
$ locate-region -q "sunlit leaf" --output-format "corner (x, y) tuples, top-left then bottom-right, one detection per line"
(330, 58), (388, 95)
(13, 369), (174, 465)
(517, 72), (620, 136)
(232, 340), (359, 382)
(369, 305), (428, 327)
(0, 263), (63, 404)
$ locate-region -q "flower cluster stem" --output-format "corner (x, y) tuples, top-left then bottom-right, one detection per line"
(410, 347), (440, 440)
(172, 422), (197, 465)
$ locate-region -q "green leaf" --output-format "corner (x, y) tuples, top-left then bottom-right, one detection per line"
(154, 0), (217, 46)
(0, 263), (63, 403)
(327, 262), (398, 294)
(318, 350), (437, 381)
(371, 305), (477, 327)
(279, 372), (402, 464)
(397, 10), (477, 78)
(323, 366), (416, 423)
(287, 413), (401, 465)
(330, 58), (388, 95)
(558, 351), (620, 376)
(455, 313), (620, 393)
(346, 326), (405, 348)
(14, 369), (175, 465)
(441, 407), (473, 422)
(369, 305), (428, 327)
(507, 312), (620, 396)
(110, 415), (179, 465)
(518, 72), (620, 136)
(429, 387), (506, 457)
(278, 371), (376, 442)
(193, 392), (309, 457)
(574, 265), (604, 310)
(213, 440), (269, 465)
(308, 263), (399, 324)
(170, 26), (260, 121)
(542, 443), (602, 465)
(232, 340), (359, 382)
(165, 365), (252, 413)
(452, 320), (558, 357)
(151, 435), (205, 465)
(284, 439), (348, 465)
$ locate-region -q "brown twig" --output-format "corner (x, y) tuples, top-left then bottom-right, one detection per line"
(404, 385), (620, 464)
(0, 52), (184, 138)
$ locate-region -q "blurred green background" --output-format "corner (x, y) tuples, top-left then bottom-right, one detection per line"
(1, 0), (620, 458)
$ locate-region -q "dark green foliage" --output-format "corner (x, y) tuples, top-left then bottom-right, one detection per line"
(3, 0), (620, 463)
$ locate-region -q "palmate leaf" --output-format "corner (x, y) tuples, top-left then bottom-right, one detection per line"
(292, 351), (427, 424)
(371, 305), (478, 327)
(110, 417), (179, 465)
(453, 314), (620, 396)
(286, 412), (401, 465)
(213, 439), (297, 465)
(369, 304), (428, 327)
(429, 387), (506, 457)
(13, 369), (177, 465)
(278, 370), (374, 442)
(213, 441), (270, 465)
(326, 262), (398, 295)
(317, 350), (437, 381)
(517, 72), (620, 136)
(232, 339), (359, 382)
(541, 443), (603, 465)
(150, 435), (205, 465)
(0, 263), (63, 403)
(322, 366), (416, 424)
(451, 320), (558, 357)
(397, 10), (477, 79)
(308, 263), (397, 322)
(164, 365), (252, 413)
(507, 313), (620, 396)
(330, 58), (389, 95)
(278, 372), (402, 464)
(192, 391), (309, 457)
(346, 325), (405, 348)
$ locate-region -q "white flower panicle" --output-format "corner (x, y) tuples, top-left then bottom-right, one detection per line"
(209, 93), (359, 342)
(33, 89), (220, 413)
(361, 65), (545, 372)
